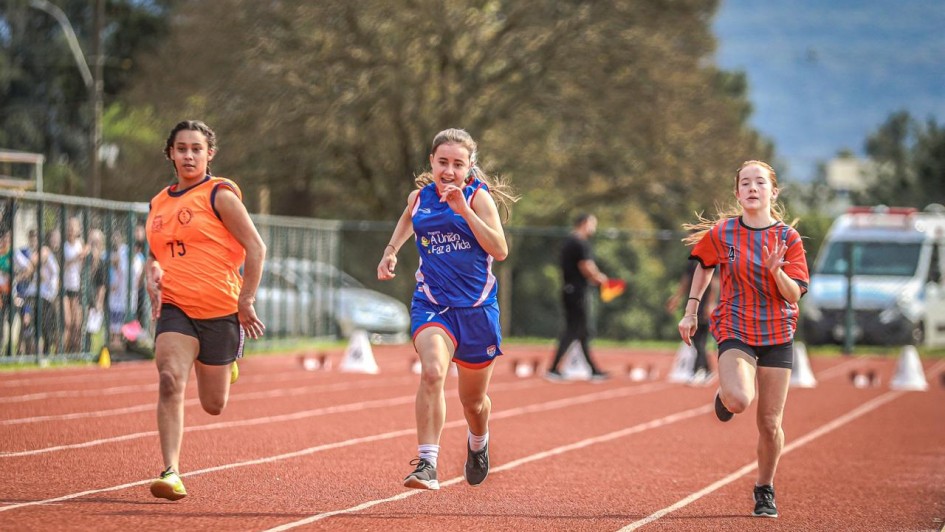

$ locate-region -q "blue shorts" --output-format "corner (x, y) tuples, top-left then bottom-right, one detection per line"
(410, 298), (503, 368)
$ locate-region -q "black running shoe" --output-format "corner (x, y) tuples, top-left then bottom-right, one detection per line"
(714, 392), (734, 422)
(403, 458), (439, 490)
(464, 441), (490, 486)
(753, 484), (778, 517)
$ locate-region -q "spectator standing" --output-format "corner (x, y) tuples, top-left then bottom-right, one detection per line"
(546, 213), (610, 381)
(62, 217), (88, 353)
(0, 230), (11, 355)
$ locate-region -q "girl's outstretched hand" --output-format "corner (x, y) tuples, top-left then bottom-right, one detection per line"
(762, 237), (789, 273)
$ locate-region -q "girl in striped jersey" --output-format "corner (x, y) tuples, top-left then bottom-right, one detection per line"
(679, 160), (809, 518)
(377, 129), (517, 490)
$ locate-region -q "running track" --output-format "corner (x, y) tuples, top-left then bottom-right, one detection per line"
(1, 345), (944, 531)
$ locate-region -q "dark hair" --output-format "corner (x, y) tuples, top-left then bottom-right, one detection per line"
(163, 120), (217, 168)
(573, 213), (593, 227)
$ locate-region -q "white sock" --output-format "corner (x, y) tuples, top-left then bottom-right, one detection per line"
(468, 430), (489, 452)
(418, 444), (439, 468)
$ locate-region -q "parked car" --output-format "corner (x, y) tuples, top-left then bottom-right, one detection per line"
(255, 258), (409, 344)
(801, 205), (945, 346)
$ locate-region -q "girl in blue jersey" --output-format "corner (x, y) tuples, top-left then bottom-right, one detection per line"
(378, 128), (517, 490)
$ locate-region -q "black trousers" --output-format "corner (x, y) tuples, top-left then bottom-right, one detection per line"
(549, 288), (602, 373)
(691, 321), (710, 372)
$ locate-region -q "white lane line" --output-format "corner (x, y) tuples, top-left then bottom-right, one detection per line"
(4, 383), (160, 403)
(616, 390), (904, 531)
(0, 353), (371, 388)
(814, 357), (868, 380)
(0, 367), (387, 402)
(0, 381), (671, 512)
(261, 403), (712, 531)
(0, 378), (542, 456)
(1, 375), (421, 426)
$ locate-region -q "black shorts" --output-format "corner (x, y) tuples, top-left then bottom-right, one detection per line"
(718, 338), (794, 369)
(155, 303), (244, 366)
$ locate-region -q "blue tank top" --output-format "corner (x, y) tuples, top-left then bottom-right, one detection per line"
(412, 179), (497, 307)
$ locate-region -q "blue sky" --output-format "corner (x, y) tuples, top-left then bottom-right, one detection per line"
(712, 0), (945, 182)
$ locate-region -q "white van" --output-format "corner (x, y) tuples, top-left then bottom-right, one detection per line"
(801, 205), (945, 346)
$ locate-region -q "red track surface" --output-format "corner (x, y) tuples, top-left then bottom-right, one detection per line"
(1, 345), (944, 531)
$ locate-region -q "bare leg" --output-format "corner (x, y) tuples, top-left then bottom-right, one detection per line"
(717, 349), (757, 414)
(457, 362), (495, 437)
(194, 360), (233, 416)
(413, 327), (454, 445)
(755, 366), (791, 486)
(155, 332), (198, 472)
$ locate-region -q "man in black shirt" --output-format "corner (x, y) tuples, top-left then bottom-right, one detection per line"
(546, 214), (609, 380)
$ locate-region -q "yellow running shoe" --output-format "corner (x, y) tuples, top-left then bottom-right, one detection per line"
(150, 467), (187, 501)
(230, 360), (239, 384)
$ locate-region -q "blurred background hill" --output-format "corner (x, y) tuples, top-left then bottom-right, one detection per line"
(714, 0), (945, 183)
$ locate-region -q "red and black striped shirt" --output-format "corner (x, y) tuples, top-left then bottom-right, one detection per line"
(690, 217), (809, 346)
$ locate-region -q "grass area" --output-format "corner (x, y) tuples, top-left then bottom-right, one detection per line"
(3, 336), (943, 371)
(0, 358), (98, 371)
(501, 336), (945, 358)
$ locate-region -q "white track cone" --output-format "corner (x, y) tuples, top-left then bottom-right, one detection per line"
(339, 329), (380, 374)
(667, 342), (696, 383)
(890, 345), (928, 391)
(514, 359), (534, 378)
(301, 354), (320, 371)
(790, 342), (817, 388)
(627, 365), (650, 382)
(560, 341), (593, 381)
(300, 353), (329, 371)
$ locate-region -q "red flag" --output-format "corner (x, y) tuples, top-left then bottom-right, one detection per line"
(600, 279), (626, 303)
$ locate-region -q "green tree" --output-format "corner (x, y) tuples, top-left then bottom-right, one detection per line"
(0, 0), (176, 194)
(119, 0), (768, 229)
(857, 111), (945, 208)
(112, 0), (773, 341)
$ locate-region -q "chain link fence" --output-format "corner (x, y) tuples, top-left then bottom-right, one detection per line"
(0, 190), (699, 365)
(0, 191), (343, 365)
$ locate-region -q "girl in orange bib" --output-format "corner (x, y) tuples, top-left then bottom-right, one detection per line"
(146, 120), (267, 501)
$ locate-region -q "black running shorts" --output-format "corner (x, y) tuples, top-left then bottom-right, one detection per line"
(155, 303), (244, 366)
(718, 338), (793, 369)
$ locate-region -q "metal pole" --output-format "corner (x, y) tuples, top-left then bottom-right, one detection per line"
(843, 242), (856, 354)
(28, 0), (101, 197)
(91, 0), (105, 198)
(28, 1), (92, 87)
